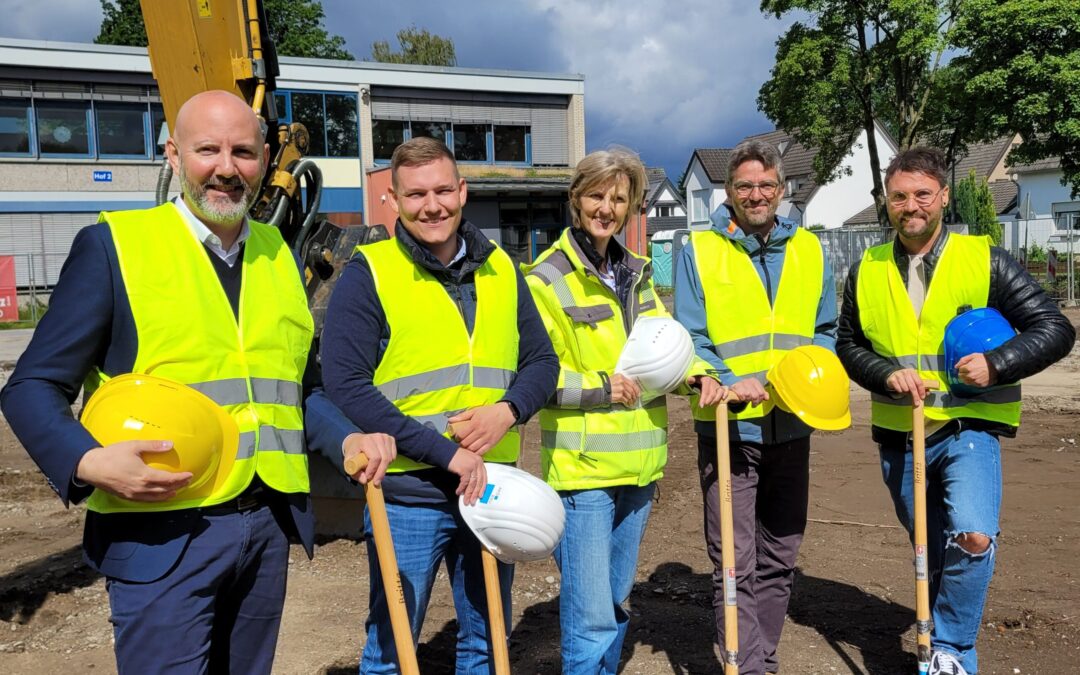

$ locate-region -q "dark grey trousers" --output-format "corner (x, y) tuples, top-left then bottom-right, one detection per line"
(697, 433), (810, 675)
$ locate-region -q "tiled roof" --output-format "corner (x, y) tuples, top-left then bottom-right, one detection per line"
(988, 179), (1018, 214)
(844, 203), (882, 227)
(645, 167), (686, 209)
(691, 148), (733, 184)
(952, 137), (1014, 181)
(1010, 156), (1061, 173)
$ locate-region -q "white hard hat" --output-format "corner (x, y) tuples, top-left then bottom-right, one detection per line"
(615, 316), (695, 403)
(459, 463), (566, 563)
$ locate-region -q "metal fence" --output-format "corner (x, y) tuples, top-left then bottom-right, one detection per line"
(812, 222), (1078, 305)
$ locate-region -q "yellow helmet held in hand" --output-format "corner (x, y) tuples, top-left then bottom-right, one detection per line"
(80, 373), (239, 496)
(767, 345), (851, 431)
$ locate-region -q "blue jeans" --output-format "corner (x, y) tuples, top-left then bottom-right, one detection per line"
(106, 504), (290, 675)
(880, 429), (1002, 674)
(360, 501), (514, 674)
(554, 483), (656, 675)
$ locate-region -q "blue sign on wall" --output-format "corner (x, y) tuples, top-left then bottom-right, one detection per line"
(93, 171), (113, 182)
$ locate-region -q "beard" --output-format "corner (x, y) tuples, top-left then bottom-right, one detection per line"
(893, 209), (942, 243)
(732, 199), (777, 230)
(178, 160), (260, 226)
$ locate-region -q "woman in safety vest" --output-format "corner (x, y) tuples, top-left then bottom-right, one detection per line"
(523, 148), (723, 674)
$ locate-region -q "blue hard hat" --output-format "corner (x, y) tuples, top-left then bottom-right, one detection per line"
(944, 306), (1015, 395)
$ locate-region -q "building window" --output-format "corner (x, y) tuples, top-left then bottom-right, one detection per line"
(324, 93), (359, 157)
(658, 205), (673, 218)
(494, 125), (527, 162)
(411, 121), (449, 144)
(151, 103), (167, 158)
(290, 92), (326, 157)
(95, 104), (148, 158)
(372, 119), (406, 161)
(0, 98), (32, 155)
(453, 124), (488, 162)
(36, 101), (92, 156)
(276, 90), (360, 158)
(692, 189), (711, 223)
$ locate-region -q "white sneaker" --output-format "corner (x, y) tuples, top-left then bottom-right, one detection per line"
(929, 651), (969, 675)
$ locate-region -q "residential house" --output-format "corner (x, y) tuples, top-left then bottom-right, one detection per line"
(1011, 156), (1079, 253)
(681, 122), (897, 231)
(644, 167), (687, 238)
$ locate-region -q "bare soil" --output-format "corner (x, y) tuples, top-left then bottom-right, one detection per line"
(1, 311), (1078, 674)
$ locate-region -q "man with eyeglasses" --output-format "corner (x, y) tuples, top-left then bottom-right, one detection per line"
(837, 147), (1074, 675)
(674, 139), (837, 675)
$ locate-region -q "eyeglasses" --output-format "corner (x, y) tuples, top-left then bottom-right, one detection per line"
(887, 186), (945, 208)
(732, 181), (780, 199)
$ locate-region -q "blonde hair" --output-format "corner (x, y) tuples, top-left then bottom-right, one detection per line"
(568, 147), (647, 232)
(390, 136), (459, 189)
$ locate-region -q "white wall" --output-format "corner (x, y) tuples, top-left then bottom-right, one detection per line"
(1012, 170), (1080, 251)
(647, 185), (686, 217)
(683, 158), (725, 230)
(801, 125), (896, 229)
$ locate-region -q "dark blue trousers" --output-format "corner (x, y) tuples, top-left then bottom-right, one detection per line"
(106, 504), (290, 675)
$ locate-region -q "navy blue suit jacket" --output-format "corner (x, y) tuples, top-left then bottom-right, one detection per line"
(0, 220), (355, 582)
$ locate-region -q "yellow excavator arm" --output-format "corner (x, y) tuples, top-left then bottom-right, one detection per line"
(139, 0), (375, 299)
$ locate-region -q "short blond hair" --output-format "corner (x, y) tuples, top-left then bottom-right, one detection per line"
(390, 136), (459, 189)
(568, 148), (647, 233)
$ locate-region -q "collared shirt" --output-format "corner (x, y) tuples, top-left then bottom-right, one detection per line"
(447, 235), (467, 268)
(173, 197), (250, 267)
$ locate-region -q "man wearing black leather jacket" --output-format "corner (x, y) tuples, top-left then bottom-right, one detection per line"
(837, 147), (1075, 675)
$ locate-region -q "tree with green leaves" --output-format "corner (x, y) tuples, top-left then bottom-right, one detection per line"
(954, 170), (1002, 245)
(950, 0), (1080, 197)
(95, 0), (147, 47)
(371, 26), (456, 67)
(758, 1), (960, 223)
(95, 0), (352, 59)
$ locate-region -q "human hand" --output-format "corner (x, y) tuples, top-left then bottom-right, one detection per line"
(342, 432), (397, 486)
(610, 373), (641, 406)
(955, 353), (997, 388)
(448, 449), (488, 505)
(75, 440), (192, 501)
(688, 375), (728, 408)
(449, 403), (516, 455)
(886, 368), (930, 407)
(729, 378), (768, 406)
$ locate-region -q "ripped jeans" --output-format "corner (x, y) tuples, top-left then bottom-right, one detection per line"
(880, 428), (1001, 674)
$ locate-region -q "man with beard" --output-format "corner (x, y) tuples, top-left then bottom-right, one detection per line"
(837, 147), (1074, 675)
(673, 139), (837, 675)
(0, 90), (392, 674)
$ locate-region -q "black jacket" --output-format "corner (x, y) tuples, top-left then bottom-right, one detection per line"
(837, 228), (1075, 447)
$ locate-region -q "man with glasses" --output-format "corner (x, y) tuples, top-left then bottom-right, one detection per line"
(837, 147), (1074, 674)
(674, 139), (837, 675)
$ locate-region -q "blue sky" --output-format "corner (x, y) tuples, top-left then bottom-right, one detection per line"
(5, 0), (797, 181)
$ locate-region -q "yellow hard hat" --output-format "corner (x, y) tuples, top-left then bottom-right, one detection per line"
(767, 345), (851, 431)
(80, 373), (239, 497)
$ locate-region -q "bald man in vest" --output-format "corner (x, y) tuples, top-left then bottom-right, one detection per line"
(837, 146), (1074, 675)
(0, 90), (390, 674)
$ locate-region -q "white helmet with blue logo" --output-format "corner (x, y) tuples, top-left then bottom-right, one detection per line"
(459, 463), (565, 563)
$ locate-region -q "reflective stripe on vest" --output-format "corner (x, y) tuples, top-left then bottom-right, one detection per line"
(87, 203), (313, 514)
(856, 234), (1021, 431)
(523, 228), (671, 491)
(689, 227), (823, 422)
(360, 237), (520, 473)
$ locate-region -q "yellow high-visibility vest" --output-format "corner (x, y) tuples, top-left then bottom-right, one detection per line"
(525, 229), (695, 491)
(857, 233), (1021, 431)
(690, 227), (823, 421)
(87, 203), (313, 513)
(359, 237), (520, 472)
